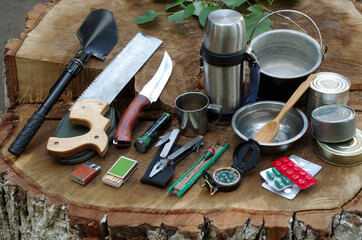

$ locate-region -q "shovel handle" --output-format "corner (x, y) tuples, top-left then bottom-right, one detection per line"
(113, 94), (151, 147)
(8, 50), (90, 157)
(8, 111), (46, 157)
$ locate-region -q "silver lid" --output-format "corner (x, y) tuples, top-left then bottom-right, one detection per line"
(312, 104), (355, 123)
(314, 129), (362, 166)
(204, 9), (246, 54)
(311, 105), (356, 143)
(310, 72), (351, 95)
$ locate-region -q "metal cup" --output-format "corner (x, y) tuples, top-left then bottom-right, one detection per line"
(175, 92), (222, 137)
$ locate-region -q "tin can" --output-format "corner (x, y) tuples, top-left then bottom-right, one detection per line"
(314, 129), (362, 166)
(311, 105), (356, 143)
(306, 72), (350, 117)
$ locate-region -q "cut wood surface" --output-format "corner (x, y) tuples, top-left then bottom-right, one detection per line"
(1, 105), (361, 239)
(4, 0), (362, 108)
(2, 108), (361, 212)
(1, 0), (362, 239)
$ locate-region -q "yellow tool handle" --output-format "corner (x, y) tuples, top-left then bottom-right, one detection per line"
(47, 99), (111, 158)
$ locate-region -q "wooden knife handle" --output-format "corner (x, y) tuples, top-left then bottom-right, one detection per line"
(114, 94), (151, 147)
(47, 99), (111, 157)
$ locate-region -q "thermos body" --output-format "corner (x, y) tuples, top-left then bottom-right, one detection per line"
(203, 63), (245, 114)
(202, 9), (258, 122)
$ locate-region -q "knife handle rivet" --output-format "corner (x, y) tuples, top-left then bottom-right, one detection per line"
(54, 141), (59, 145)
(94, 135), (99, 139)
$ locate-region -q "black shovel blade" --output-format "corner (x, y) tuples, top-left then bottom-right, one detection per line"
(77, 9), (118, 60)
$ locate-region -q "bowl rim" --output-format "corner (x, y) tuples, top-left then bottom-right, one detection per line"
(231, 101), (308, 146)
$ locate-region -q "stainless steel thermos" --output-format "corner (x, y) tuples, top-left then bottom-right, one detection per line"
(201, 9), (260, 124)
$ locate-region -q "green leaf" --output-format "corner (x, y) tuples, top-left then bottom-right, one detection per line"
(244, 11), (273, 42)
(135, 10), (160, 24)
(198, 6), (222, 27)
(166, 0), (184, 11)
(247, 4), (263, 14)
(221, 0), (247, 9)
(168, 4), (195, 23)
(193, 1), (204, 16)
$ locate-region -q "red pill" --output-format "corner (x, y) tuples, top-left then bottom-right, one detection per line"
(292, 174), (299, 180)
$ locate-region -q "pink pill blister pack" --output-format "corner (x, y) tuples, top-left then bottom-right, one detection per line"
(261, 155), (322, 200)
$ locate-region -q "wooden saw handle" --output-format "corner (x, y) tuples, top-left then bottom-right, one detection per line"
(47, 99), (111, 158)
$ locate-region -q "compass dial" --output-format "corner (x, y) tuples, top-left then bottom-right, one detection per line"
(213, 167), (241, 186)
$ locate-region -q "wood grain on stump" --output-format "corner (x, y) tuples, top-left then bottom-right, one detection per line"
(1, 0), (361, 239)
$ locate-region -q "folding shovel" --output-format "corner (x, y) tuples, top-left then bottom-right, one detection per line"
(8, 9), (118, 157)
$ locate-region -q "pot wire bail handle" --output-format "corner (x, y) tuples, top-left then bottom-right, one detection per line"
(249, 9), (327, 55)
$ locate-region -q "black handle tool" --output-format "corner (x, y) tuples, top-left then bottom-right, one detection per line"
(8, 9), (118, 157)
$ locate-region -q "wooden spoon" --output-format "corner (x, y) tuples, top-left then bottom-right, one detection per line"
(253, 74), (317, 143)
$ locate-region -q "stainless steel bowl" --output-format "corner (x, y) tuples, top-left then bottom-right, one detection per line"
(231, 101), (308, 153)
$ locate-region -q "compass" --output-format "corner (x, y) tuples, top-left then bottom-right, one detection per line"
(202, 139), (260, 195)
(203, 167), (241, 195)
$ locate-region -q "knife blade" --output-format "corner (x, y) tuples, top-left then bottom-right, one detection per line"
(47, 32), (162, 158)
(113, 51), (173, 147)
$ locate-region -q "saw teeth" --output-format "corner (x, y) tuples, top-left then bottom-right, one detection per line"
(75, 32), (162, 107)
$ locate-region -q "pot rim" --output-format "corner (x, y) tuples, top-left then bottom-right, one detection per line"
(250, 29), (324, 79)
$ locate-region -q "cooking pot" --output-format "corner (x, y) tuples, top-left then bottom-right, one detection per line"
(250, 10), (327, 102)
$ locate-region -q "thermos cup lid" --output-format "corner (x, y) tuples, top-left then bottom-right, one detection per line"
(204, 9), (246, 54)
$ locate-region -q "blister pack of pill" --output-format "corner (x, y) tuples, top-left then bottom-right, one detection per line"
(260, 155), (322, 200)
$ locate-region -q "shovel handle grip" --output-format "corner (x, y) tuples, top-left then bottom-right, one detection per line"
(113, 94), (150, 147)
(8, 111), (46, 157)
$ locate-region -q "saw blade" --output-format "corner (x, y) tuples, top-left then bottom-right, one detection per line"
(77, 32), (163, 104)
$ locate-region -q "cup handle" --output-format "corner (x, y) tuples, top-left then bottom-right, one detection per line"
(207, 104), (222, 127)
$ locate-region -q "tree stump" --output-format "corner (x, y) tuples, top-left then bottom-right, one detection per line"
(1, 0), (361, 239)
